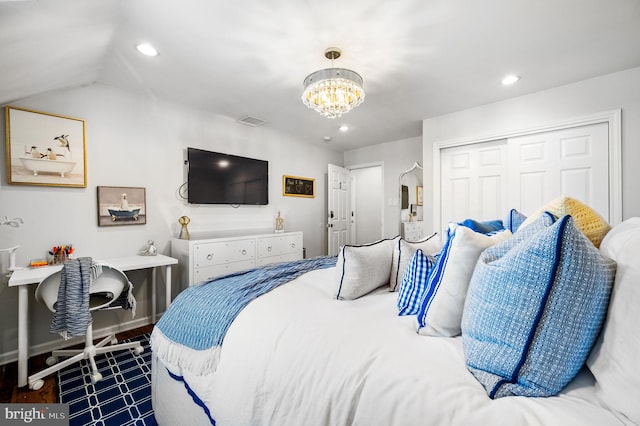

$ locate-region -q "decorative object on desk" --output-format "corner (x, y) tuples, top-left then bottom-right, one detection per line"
(178, 216), (191, 240)
(5, 106), (87, 188)
(97, 186), (147, 226)
(417, 186), (424, 206)
(48, 244), (74, 265)
(140, 240), (158, 256)
(275, 211), (285, 233)
(283, 175), (315, 198)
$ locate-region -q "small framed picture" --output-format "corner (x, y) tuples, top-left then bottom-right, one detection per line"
(283, 175), (315, 198)
(416, 186), (424, 206)
(97, 186), (146, 226)
(5, 106), (87, 187)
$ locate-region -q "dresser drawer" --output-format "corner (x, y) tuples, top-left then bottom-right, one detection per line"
(193, 260), (255, 285)
(257, 234), (302, 258)
(256, 252), (301, 267)
(194, 239), (255, 268)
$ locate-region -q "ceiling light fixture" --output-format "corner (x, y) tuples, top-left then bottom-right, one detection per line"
(339, 125), (349, 132)
(501, 74), (520, 85)
(302, 47), (365, 119)
(136, 43), (158, 57)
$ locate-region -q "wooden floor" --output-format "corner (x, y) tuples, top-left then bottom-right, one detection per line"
(0, 324), (153, 404)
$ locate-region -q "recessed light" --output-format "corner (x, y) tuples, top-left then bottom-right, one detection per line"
(323, 136), (332, 143)
(339, 125), (349, 132)
(136, 43), (158, 57)
(501, 75), (520, 86)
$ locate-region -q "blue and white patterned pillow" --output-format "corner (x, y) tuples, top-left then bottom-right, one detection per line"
(389, 233), (441, 292)
(506, 208), (527, 233)
(397, 249), (436, 316)
(461, 215), (616, 398)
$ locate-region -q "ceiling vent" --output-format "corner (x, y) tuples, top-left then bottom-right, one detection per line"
(237, 115), (266, 127)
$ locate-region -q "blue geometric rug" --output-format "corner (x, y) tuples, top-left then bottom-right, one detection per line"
(58, 333), (157, 426)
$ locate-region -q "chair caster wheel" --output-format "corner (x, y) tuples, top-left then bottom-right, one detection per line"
(90, 372), (103, 384)
(134, 346), (144, 355)
(46, 356), (58, 366)
(30, 380), (44, 391)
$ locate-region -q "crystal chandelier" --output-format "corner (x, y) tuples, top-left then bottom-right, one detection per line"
(301, 48), (365, 119)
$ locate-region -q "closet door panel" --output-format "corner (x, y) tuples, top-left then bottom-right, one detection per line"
(440, 140), (507, 233)
(508, 123), (609, 220)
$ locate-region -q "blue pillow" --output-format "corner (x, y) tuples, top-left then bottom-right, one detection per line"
(397, 250), (436, 316)
(459, 218), (504, 235)
(461, 215), (616, 398)
(506, 208), (527, 233)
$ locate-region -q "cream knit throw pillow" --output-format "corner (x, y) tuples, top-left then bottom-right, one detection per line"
(519, 196), (611, 247)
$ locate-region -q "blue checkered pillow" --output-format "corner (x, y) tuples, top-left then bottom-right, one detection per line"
(462, 215), (616, 398)
(397, 250), (436, 316)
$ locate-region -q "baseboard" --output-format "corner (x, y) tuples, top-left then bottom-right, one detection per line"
(0, 315), (157, 366)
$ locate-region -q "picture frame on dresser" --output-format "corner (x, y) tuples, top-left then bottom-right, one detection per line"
(5, 106), (87, 188)
(416, 186), (424, 206)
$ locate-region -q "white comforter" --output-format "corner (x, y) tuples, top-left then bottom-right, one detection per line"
(153, 267), (624, 426)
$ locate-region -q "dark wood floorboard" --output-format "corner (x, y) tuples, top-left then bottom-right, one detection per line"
(0, 324), (154, 404)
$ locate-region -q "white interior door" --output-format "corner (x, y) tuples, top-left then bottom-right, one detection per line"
(328, 164), (351, 256)
(507, 123), (610, 220)
(440, 140), (508, 233)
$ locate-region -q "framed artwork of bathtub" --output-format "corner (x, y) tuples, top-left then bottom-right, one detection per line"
(5, 106), (87, 187)
(97, 186), (147, 226)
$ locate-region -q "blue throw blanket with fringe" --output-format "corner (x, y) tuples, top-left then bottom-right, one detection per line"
(151, 256), (336, 375)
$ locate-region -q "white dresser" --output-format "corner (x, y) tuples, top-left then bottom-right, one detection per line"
(401, 221), (426, 242)
(171, 231), (303, 286)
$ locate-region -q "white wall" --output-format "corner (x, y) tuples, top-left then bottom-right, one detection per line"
(423, 67), (640, 233)
(344, 136), (422, 238)
(0, 83), (342, 362)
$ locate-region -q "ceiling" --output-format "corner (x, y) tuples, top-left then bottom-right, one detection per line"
(1, 0), (639, 152)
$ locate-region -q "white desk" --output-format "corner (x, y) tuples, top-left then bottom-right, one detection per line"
(8, 254), (178, 388)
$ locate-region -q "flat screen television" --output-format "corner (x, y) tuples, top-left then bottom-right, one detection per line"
(187, 148), (269, 205)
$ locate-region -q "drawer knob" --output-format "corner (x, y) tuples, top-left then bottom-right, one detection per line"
(291, 243), (295, 248)
(267, 246), (272, 252)
(206, 253), (213, 260)
(241, 249), (247, 255)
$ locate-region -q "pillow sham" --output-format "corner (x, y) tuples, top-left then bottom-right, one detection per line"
(462, 215), (616, 399)
(519, 196), (611, 247)
(416, 226), (512, 337)
(389, 233), (441, 292)
(506, 208), (527, 233)
(587, 218), (640, 425)
(335, 238), (397, 300)
(397, 250), (437, 316)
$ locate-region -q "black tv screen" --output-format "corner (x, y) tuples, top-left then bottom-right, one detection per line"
(187, 148), (269, 205)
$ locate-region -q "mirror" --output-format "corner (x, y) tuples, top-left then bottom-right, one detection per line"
(399, 162), (425, 240)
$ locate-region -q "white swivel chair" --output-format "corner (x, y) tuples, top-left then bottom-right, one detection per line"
(28, 263), (144, 390)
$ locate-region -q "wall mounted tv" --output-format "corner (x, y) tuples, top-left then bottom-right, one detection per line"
(187, 147), (269, 205)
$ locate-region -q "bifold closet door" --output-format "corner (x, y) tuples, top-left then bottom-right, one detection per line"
(440, 139), (508, 233)
(506, 122), (609, 221)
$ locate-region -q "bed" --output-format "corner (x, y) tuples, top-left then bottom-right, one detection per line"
(150, 201), (640, 426)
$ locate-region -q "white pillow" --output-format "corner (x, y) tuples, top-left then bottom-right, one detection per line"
(335, 238), (396, 300)
(417, 226), (512, 337)
(587, 218), (640, 424)
(389, 233), (441, 291)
